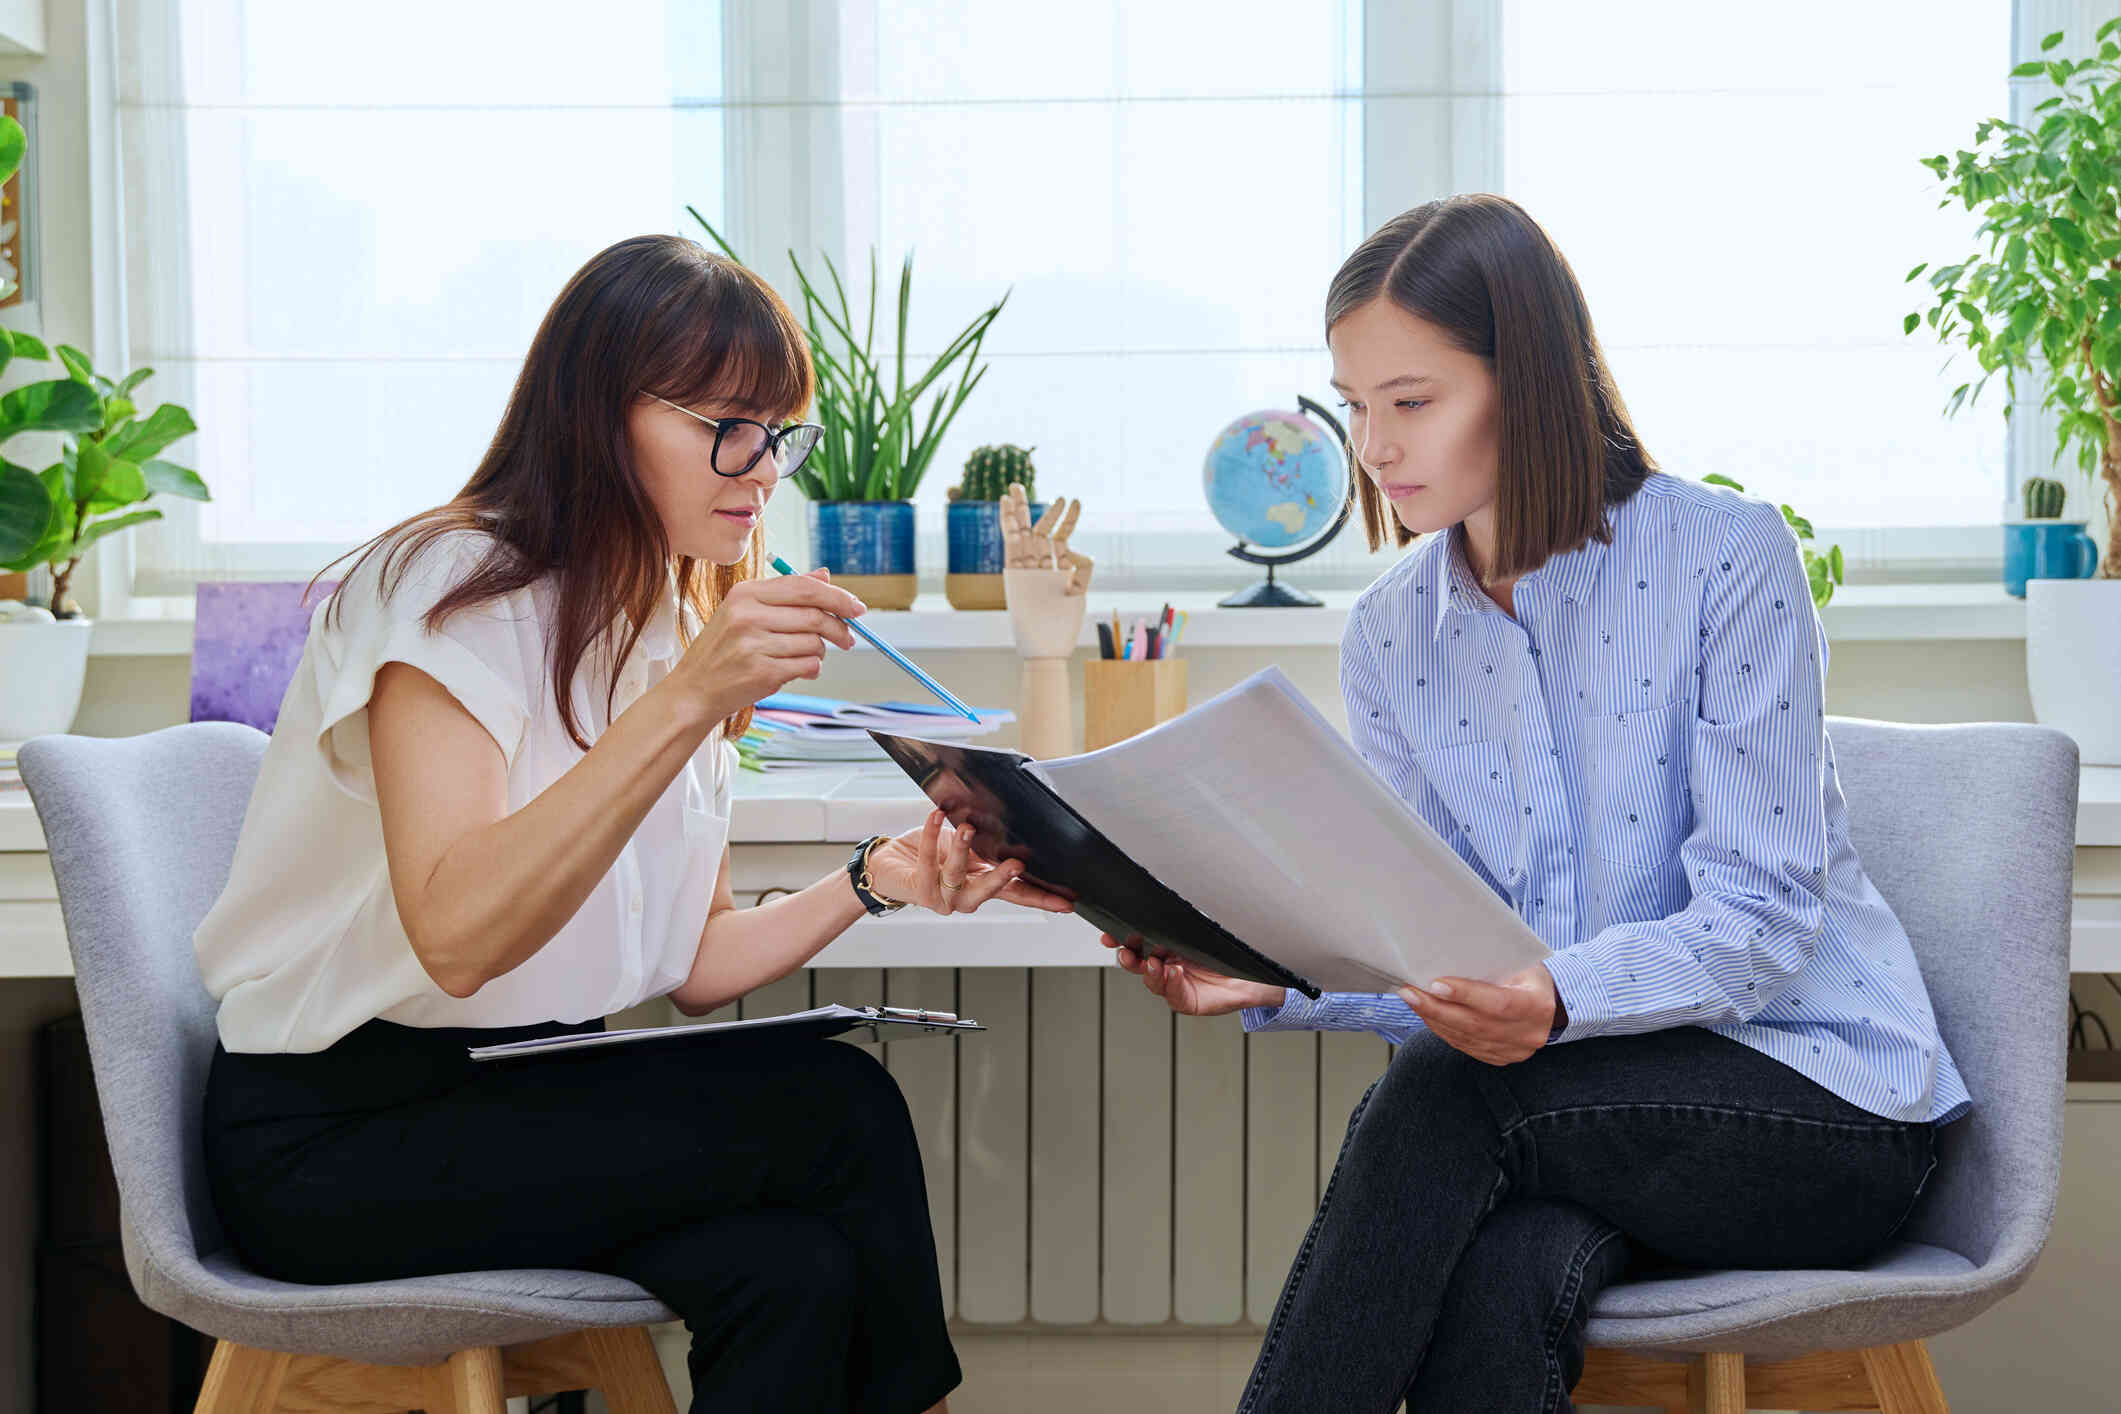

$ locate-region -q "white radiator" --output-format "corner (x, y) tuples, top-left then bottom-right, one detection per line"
(723, 966), (1393, 1327)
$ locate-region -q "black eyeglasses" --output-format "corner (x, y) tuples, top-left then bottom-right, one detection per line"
(650, 394), (824, 479)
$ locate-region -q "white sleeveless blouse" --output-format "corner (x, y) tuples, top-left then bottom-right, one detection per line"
(194, 530), (734, 1053)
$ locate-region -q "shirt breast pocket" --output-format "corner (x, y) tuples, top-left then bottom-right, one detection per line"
(1412, 737), (1515, 883)
(1582, 701), (1690, 868)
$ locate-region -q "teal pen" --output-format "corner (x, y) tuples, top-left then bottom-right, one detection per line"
(767, 555), (981, 722)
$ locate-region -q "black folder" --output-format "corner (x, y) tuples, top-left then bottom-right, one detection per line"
(868, 731), (1322, 999)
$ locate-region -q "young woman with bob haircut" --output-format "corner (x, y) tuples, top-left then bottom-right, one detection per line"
(1110, 195), (1964, 1413)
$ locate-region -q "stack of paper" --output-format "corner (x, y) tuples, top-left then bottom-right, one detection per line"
(0, 745), (21, 795)
(739, 693), (1012, 771)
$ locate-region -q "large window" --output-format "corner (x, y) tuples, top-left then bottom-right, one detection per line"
(114, 0), (728, 591)
(1493, 0), (2012, 565)
(111, 1), (2014, 595)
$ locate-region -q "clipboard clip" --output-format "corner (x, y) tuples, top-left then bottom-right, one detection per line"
(873, 1005), (960, 1025)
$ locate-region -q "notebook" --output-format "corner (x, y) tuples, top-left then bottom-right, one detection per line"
(869, 667), (1552, 998)
(467, 1005), (982, 1062)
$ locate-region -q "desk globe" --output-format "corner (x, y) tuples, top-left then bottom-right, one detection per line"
(1202, 395), (1355, 607)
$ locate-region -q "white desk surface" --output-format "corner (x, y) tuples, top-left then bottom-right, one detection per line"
(13, 761), (2121, 849)
(9, 763), (2121, 975)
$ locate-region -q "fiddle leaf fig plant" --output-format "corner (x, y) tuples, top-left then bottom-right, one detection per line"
(1905, 19), (2121, 571)
(0, 343), (208, 615)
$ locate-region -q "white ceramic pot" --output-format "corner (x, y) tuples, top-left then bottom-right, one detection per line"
(0, 617), (93, 743)
(2025, 578), (2121, 765)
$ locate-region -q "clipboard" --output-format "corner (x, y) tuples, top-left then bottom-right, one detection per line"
(466, 1004), (984, 1062)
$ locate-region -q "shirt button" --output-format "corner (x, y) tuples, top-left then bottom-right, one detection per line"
(629, 891), (643, 916)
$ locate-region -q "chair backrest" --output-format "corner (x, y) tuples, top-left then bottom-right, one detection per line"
(1825, 717), (2075, 1275)
(19, 723), (270, 1295)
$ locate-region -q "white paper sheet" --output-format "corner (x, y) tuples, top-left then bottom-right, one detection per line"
(1027, 667), (1550, 992)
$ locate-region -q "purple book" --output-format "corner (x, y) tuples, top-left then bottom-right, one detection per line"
(189, 581), (339, 734)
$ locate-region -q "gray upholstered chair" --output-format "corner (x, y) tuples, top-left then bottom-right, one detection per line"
(1572, 718), (2077, 1414)
(20, 723), (680, 1414)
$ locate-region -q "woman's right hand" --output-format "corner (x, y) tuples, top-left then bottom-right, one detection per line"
(1102, 932), (1286, 1016)
(670, 568), (867, 722)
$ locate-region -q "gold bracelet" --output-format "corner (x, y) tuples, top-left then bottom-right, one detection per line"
(853, 836), (906, 914)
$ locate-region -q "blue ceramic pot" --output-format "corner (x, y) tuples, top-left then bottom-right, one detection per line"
(808, 500), (915, 577)
(2002, 519), (2098, 597)
(947, 499), (1047, 576)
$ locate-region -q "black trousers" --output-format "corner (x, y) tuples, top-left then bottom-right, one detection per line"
(202, 1018), (960, 1414)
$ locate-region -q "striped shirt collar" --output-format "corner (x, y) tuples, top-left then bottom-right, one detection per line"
(1430, 511), (1614, 640)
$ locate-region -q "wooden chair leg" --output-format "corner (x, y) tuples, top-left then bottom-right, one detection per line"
(193, 1340), (293, 1414)
(1861, 1340), (1951, 1414)
(582, 1325), (679, 1414)
(1687, 1351), (1746, 1414)
(427, 1345), (506, 1414)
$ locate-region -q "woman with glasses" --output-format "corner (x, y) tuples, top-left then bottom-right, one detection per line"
(191, 234), (1062, 1414)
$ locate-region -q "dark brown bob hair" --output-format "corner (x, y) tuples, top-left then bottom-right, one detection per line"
(1325, 194), (1655, 580)
(317, 234), (813, 748)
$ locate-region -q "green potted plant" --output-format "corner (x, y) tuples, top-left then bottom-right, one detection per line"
(2003, 474), (2099, 595)
(0, 338), (208, 740)
(689, 209), (1005, 610)
(1904, 19), (2121, 759)
(945, 443), (1046, 609)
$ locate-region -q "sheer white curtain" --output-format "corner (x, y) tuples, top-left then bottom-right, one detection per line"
(114, 0), (728, 591)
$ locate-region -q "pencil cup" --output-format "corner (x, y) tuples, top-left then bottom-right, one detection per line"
(1083, 658), (1189, 752)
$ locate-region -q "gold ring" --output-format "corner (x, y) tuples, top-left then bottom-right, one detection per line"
(940, 879), (964, 894)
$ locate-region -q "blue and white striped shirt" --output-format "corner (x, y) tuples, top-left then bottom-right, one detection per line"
(1244, 473), (1969, 1125)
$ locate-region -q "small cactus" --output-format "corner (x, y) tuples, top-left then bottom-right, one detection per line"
(2023, 476), (2067, 519)
(953, 443), (1037, 502)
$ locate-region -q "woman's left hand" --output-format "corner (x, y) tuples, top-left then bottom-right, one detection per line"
(864, 811), (1075, 917)
(1400, 963), (1564, 1066)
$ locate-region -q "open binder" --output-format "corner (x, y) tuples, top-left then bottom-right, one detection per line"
(467, 1005), (982, 1062)
(870, 667), (1551, 998)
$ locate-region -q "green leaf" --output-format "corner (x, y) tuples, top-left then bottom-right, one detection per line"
(114, 366), (154, 399)
(0, 380), (102, 442)
(1904, 262), (1928, 283)
(100, 397), (135, 431)
(1829, 544), (1845, 579)
(54, 344), (94, 385)
(101, 401), (196, 463)
(23, 463), (76, 565)
(0, 115), (22, 191)
(139, 459), (210, 502)
(0, 458), (50, 565)
(70, 508), (161, 555)
(1904, 312), (1922, 335)
(2012, 60), (2047, 77)
(6, 330), (47, 361)
(72, 441), (148, 512)
(1701, 473), (1745, 491)
(2042, 29), (2066, 51)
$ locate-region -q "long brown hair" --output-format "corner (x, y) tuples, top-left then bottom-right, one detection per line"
(317, 235), (813, 749)
(1325, 194), (1654, 580)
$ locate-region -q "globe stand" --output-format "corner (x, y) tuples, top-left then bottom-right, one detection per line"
(1219, 562), (1324, 608)
(1212, 394), (1356, 609)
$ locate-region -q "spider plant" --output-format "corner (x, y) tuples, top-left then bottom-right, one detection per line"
(689, 209), (1006, 503)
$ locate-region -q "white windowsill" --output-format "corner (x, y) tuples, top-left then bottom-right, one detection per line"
(82, 581), (2031, 658)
